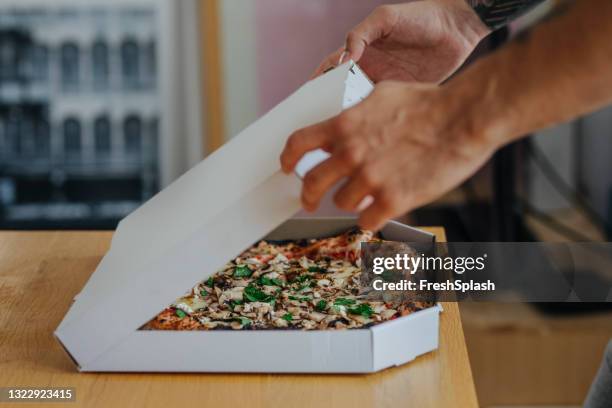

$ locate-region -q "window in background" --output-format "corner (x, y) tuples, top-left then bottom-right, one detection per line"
(94, 115), (111, 155)
(121, 38), (140, 89)
(34, 119), (49, 156)
(123, 115), (142, 155)
(4, 111), (20, 154)
(60, 42), (79, 91)
(29, 44), (48, 82)
(144, 39), (156, 88)
(0, 30), (21, 81)
(92, 40), (109, 90)
(0, 1), (177, 229)
(63, 117), (81, 156)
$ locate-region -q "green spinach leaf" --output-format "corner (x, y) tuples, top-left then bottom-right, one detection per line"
(234, 265), (253, 278)
(243, 285), (274, 303)
(334, 298), (356, 306)
(348, 303), (373, 318)
(315, 300), (328, 312)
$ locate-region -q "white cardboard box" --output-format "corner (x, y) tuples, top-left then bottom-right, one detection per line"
(55, 62), (442, 373)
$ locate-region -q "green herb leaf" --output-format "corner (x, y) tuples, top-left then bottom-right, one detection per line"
(243, 284), (274, 303)
(259, 275), (284, 286)
(308, 266), (326, 273)
(296, 274), (312, 283)
(334, 298), (356, 306)
(175, 309), (187, 319)
(234, 265), (253, 278)
(206, 276), (214, 288)
(289, 295), (311, 302)
(200, 289), (208, 297)
(234, 316), (252, 326)
(229, 299), (243, 310)
(348, 303), (374, 318)
(281, 313), (293, 322)
(315, 300), (328, 312)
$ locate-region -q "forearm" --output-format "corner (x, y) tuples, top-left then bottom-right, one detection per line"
(449, 0), (612, 150)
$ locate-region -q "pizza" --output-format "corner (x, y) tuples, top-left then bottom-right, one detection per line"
(141, 228), (431, 331)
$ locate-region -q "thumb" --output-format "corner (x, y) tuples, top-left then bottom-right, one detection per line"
(344, 6), (396, 63)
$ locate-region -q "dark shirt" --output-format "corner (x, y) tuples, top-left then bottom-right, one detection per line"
(467, 0), (547, 29)
(584, 340), (612, 408)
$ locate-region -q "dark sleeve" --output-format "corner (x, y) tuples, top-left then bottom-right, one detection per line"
(467, 0), (547, 30)
(584, 340), (612, 408)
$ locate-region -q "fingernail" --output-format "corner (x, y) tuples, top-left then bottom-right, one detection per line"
(356, 196), (374, 212)
(338, 50), (348, 65)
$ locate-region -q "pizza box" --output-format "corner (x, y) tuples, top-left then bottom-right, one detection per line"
(54, 62), (442, 373)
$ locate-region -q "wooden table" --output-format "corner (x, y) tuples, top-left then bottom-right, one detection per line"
(0, 229), (477, 408)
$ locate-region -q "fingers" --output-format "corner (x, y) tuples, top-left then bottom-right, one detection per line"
(311, 47), (344, 79)
(358, 189), (402, 231)
(311, 5), (397, 80)
(344, 5), (396, 62)
(333, 162), (406, 231)
(280, 119), (334, 174)
(302, 148), (362, 211)
(333, 170), (372, 212)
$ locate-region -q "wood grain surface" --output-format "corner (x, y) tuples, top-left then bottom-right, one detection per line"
(0, 228), (477, 408)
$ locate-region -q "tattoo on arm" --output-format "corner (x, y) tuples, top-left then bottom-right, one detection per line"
(467, 0), (547, 30)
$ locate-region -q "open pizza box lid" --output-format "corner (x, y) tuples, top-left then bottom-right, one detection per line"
(55, 62), (439, 372)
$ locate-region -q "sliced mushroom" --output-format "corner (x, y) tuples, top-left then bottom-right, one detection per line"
(381, 309), (398, 320)
(308, 311), (327, 322)
(272, 318), (289, 328)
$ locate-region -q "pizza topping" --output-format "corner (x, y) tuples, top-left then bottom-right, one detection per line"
(334, 298), (356, 306)
(348, 303), (374, 318)
(314, 299), (327, 312)
(243, 285), (274, 303)
(233, 265), (253, 278)
(142, 227), (432, 331)
(174, 302), (194, 315)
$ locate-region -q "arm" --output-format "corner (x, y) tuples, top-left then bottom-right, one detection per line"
(281, 0), (612, 230)
(460, 0), (612, 148)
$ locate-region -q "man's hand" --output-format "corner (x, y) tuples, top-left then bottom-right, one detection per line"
(313, 0), (490, 83)
(280, 82), (496, 230)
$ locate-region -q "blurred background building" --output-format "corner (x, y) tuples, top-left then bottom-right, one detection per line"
(0, 0), (202, 228)
(0, 4), (158, 227)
